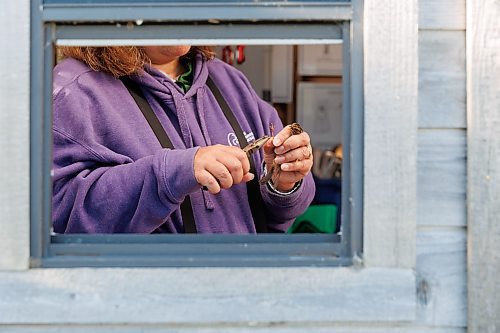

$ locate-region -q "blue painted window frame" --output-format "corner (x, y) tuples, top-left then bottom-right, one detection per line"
(30, 0), (364, 268)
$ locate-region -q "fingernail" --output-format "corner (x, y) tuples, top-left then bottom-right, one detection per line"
(273, 138), (281, 146)
(275, 156), (285, 163)
(247, 173), (255, 180)
(275, 147), (285, 154)
(281, 164), (290, 171)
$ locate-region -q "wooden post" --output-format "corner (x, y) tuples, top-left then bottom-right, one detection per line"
(467, 0), (500, 332)
(0, 0), (30, 270)
(363, 0), (418, 268)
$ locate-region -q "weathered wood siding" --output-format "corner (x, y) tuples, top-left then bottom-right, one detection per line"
(467, 0), (500, 332)
(0, 326), (470, 333)
(363, 0), (418, 269)
(419, 0), (466, 30)
(0, 0), (472, 332)
(0, 268), (415, 324)
(417, 0), (467, 332)
(0, 0), (30, 270)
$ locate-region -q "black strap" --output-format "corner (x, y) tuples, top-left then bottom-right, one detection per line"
(121, 77), (197, 234)
(206, 77), (268, 233)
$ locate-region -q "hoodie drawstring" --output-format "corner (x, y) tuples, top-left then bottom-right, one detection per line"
(170, 89), (194, 149)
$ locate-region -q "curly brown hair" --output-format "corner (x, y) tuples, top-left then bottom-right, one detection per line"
(58, 46), (215, 78)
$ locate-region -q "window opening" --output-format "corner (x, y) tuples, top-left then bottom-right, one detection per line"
(31, 19), (362, 267)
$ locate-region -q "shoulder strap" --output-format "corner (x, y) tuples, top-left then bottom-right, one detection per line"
(206, 77), (269, 233)
(121, 77), (197, 234)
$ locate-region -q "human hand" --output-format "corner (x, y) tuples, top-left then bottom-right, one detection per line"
(194, 144), (254, 194)
(263, 124), (313, 192)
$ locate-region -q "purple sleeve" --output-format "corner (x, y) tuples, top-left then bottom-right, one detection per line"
(52, 127), (200, 233)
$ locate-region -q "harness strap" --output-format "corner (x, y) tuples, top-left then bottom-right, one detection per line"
(206, 77), (268, 233)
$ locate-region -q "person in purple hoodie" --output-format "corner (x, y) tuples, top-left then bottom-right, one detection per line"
(52, 45), (315, 234)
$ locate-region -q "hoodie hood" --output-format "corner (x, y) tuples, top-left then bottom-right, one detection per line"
(129, 53), (211, 148)
(132, 53), (209, 103)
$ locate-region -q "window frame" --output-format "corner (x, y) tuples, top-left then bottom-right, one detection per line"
(30, 1), (364, 268)
(41, 0), (352, 22)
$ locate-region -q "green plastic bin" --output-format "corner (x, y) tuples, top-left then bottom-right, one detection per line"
(287, 204), (338, 234)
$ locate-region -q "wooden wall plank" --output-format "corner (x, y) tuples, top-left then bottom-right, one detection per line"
(467, 0), (500, 332)
(416, 228), (467, 327)
(363, 0), (418, 268)
(419, 0), (466, 30)
(419, 31), (466, 129)
(0, 268), (415, 324)
(0, 326), (467, 333)
(417, 130), (466, 227)
(0, 0), (30, 270)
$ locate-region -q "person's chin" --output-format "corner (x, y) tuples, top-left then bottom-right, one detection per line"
(161, 45), (191, 57)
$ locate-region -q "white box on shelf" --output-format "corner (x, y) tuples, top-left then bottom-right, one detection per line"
(296, 82), (343, 148)
(298, 44), (343, 76)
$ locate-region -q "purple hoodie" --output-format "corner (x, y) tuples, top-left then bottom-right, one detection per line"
(52, 54), (315, 233)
